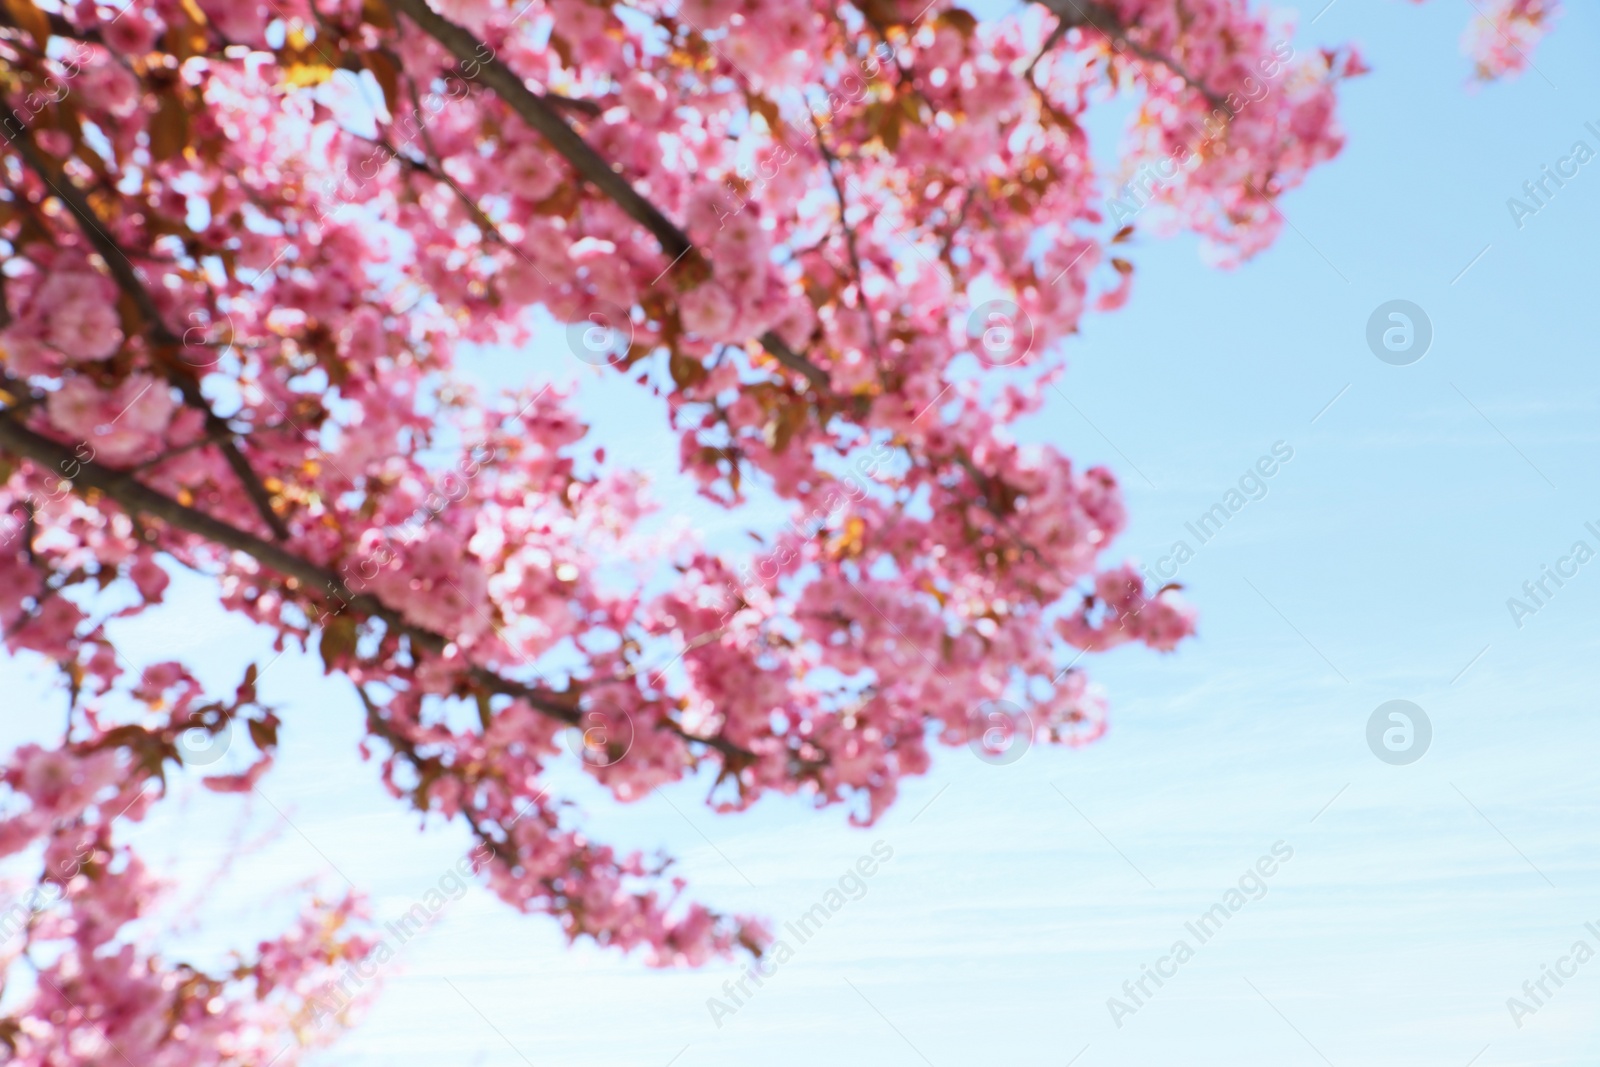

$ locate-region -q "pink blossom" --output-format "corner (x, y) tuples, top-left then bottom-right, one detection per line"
(36, 270), (123, 361)
(46, 375), (175, 464)
(0, 0), (1535, 1050)
(203, 754), (274, 793)
(679, 283), (736, 338)
(77, 60), (141, 117)
(101, 9), (161, 55)
(10, 744), (119, 815)
(128, 552), (169, 602)
(9, 596), (86, 658)
(197, 0), (268, 45)
(501, 142), (563, 203)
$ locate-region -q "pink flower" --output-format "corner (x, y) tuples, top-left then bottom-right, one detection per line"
(36, 270), (123, 361)
(370, 536), (491, 638)
(676, 0), (740, 29)
(679, 283), (736, 338)
(501, 143), (563, 203)
(550, 0), (614, 61)
(203, 754), (274, 793)
(675, 0), (736, 27)
(47, 375), (175, 464)
(110, 374), (175, 441)
(9, 596), (86, 658)
(197, 0), (267, 45)
(101, 9), (161, 55)
(10, 744), (119, 816)
(77, 60), (141, 117)
(45, 378), (101, 438)
(128, 553), (170, 602)
(36, 129), (73, 158)
(1460, 0), (1556, 78)
(0, 552), (42, 626)
(620, 74), (669, 127)
(339, 306), (388, 365)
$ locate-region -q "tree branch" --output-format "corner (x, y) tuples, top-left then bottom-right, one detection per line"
(1032, 0), (1225, 108)
(3, 122), (293, 542)
(0, 7), (99, 46)
(383, 0), (833, 395)
(377, 4), (1109, 622)
(811, 114), (884, 374)
(0, 405), (760, 762)
(0, 407), (568, 710)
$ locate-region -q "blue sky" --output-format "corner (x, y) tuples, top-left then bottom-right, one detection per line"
(5, 1), (1600, 1064)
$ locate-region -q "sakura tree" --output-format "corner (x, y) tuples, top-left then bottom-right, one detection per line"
(0, 0), (1544, 1061)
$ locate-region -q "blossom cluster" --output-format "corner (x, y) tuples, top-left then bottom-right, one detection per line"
(1425, 0), (1559, 79)
(0, 0), (1351, 971)
(0, 0), (1541, 1056)
(0, 701), (369, 1065)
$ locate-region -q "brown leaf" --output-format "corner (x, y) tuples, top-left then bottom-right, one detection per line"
(549, 32), (574, 71)
(318, 616), (359, 670)
(169, 0), (209, 59)
(747, 92), (782, 136)
(362, 49), (401, 117)
(361, 0), (395, 30)
(247, 716), (279, 752)
(668, 347), (707, 388)
(858, 0), (904, 30)
(149, 88), (189, 162)
(935, 8), (978, 37)
(878, 100), (903, 152)
(320, 347), (350, 388)
(765, 398), (808, 453)
(116, 291), (142, 337)
(2, 0), (51, 49)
